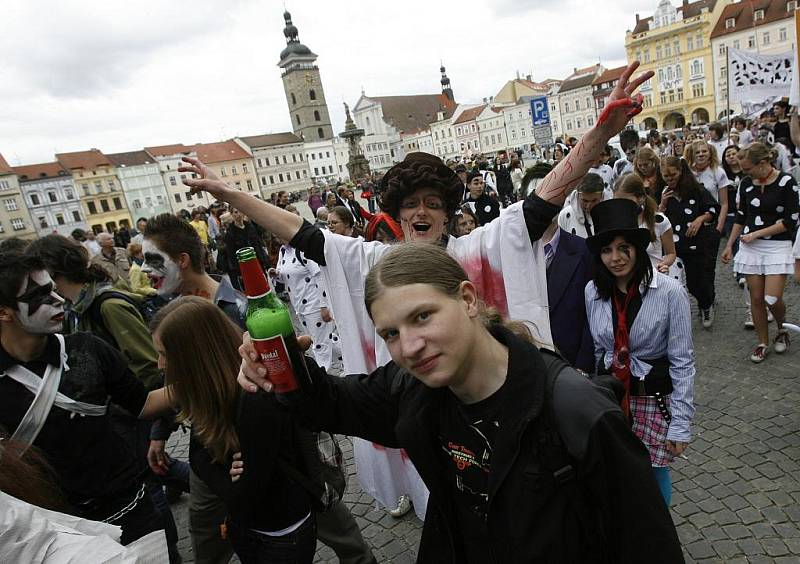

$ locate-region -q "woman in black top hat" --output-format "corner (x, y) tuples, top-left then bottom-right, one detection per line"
(584, 199), (696, 506)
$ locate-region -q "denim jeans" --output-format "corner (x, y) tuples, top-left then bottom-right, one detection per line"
(652, 466), (672, 506)
(229, 515), (316, 564)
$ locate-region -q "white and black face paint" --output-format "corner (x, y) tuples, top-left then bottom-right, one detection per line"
(141, 239), (181, 296)
(16, 270), (66, 334)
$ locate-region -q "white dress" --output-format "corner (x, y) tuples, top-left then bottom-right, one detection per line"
(272, 245), (341, 371)
(641, 213), (686, 286)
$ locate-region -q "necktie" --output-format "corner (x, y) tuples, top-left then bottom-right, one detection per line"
(544, 242), (554, 270)
(585, 219), (593, 237)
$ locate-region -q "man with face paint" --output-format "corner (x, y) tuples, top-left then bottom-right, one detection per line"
(0, 251), (179, 557)
(27, 234), (184, 561)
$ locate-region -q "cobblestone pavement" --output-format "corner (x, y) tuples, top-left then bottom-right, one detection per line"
(167, 257), (800, 563)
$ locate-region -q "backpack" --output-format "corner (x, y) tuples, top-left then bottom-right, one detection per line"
(280, 424), (347, 512)
(87, 290), (174, 328)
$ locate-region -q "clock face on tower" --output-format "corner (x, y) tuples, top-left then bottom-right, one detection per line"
(304, 72), (315, 85)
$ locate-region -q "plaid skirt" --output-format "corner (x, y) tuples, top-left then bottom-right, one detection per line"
(631, 395), (673, 467)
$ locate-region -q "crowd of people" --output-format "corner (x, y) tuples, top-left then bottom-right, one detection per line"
(1, 62), (799, 563)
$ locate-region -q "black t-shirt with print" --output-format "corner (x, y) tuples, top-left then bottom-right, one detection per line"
(735, 173), (799, 242)
(0, 332), (148, 506)
(438, 385), (506, 563)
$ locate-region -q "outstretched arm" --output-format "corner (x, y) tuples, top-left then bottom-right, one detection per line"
(180, 157), (303, 242)
(535, 62), (653, 206)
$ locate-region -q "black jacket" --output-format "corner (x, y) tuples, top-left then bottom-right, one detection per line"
(224, 221), (270, 273)
(467, 193), (500, 227)
(291, 327), (683, 563)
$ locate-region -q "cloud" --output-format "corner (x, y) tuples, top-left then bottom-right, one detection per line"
(0, 1), (237, 98)
(0, 0), (659, 165)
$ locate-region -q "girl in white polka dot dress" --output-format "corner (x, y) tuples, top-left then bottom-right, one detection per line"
(270, 244), (342, 371)
(722, 143), (799, 363)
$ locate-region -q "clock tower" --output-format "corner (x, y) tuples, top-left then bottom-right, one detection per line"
(278, 11), (334, 141)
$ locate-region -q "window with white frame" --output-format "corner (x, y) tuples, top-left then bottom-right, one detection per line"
(0, 180), (9, 190)
(733, 39), (740, 49)
(762, 31), (770, 45)
(725, 18), (735, 29)
(780, 27), (788, 41)
(719, 44), (726, 56)
(748, 35), (756, 48)
(789, 1), (798, 11)
(687, 36), (694, 51)
(30, 194), (41, 206)
(133, 199), (142, 209)
(691, 59), (704, 77)
(11, 218), (25, 230)
(4, 198), (18, 211)
(754, 9), (764, 21)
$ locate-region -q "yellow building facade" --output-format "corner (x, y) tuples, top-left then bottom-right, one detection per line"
(626, 0), (727, 131)
(57, 149), (133, 234)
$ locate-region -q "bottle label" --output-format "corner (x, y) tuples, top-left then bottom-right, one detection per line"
(252, 335), (299, 393)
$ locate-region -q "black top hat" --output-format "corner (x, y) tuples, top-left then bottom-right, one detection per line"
(586, 199), (651, 254)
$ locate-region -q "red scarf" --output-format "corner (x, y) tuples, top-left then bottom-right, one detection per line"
(612, 283), (638, 421)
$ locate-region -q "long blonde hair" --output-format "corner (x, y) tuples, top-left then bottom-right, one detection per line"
(150, 296), (242, 463)
(684, 139), (720, 170)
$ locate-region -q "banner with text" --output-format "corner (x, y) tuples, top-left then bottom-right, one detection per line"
(729, 47), (793, 103)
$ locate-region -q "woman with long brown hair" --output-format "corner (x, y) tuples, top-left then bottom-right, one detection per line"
(659, 156), (720, 328)
(722, 143), (799, 362)
(615, 175), (681, 283)
(151, 296), (316, 563)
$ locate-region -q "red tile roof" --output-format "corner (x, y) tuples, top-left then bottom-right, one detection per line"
(592, 65), (628, 86)
(238, 133), (304, 148)
(453, 105), (487, 125)
(632, 0), (716, 34)
(0, 153), (12, 174)
(56, 149), (111, 171)
(107, 150), (157, 168)
(366, 93), (457, 133)
(192, 140), (251, 164)
(13, 162), (70, 181)
(710, 0), (794, 39)
(144, 144), (193, 157)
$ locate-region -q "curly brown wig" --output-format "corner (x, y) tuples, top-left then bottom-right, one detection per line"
(378, 153), (463, 220)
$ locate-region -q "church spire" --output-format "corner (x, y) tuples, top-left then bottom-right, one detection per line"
(440, 63), (454, 102)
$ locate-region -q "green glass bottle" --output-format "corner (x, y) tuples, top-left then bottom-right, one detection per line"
(236, 246), (309, 393)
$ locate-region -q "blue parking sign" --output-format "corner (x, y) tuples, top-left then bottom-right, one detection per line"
(531, 96), (549, 126)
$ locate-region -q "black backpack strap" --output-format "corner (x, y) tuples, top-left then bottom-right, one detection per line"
(538, 350), (577, 486)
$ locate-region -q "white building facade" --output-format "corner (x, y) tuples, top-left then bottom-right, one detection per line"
(237, 134), (310, 197)
(477, 106), (509, 155)
(430, 110), (459, 161)
(710, 0), (798, 118)
(558, 65), (604, 138)
(305, 139), (349, 184)
(503, 102), (536, 153)
(108, 151), (172, 221)
(15, 163), (86, 237)
(145, 145), (213, 211)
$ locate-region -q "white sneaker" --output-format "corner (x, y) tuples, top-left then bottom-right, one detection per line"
(767, 310), (775, 323)
(744, 311), (754, 329)
(774, 330), (790, 354)
(388, 495), (412, 518)
(750, 343), (769, 363)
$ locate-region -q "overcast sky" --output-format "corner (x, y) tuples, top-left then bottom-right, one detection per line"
(0, 0), (659, 165)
